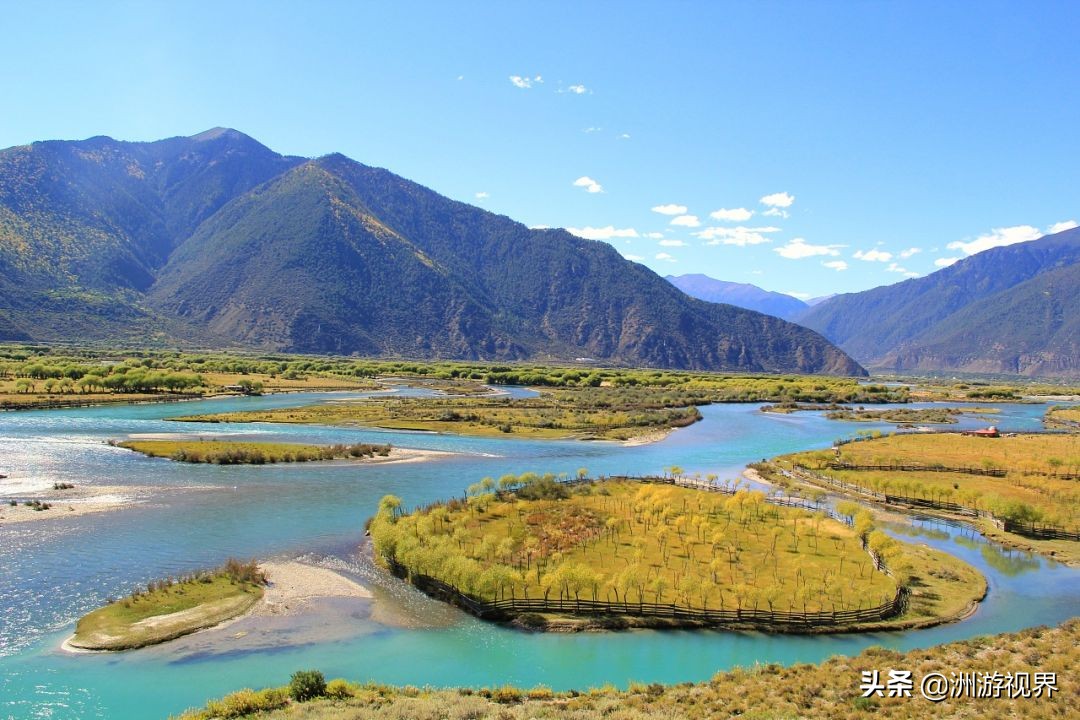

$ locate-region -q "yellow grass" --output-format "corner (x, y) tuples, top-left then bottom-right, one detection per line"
(780, 433), (1080, 562)
(372, 480), (980, 624)
(199, 371), (376, 393)
(1046, 406), (1080, 428)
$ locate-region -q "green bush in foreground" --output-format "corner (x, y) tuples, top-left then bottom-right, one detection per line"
(289, 670), (328, 702)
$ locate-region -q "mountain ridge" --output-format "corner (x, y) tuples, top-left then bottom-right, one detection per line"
(0, 129), (865, 375)
(665, 274), (809, 320)
(797, 228), (1080, 376)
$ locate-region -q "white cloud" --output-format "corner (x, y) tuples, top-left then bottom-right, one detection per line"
(572, 176), (603, 194)
(899, 247), (921, 259)
(854, 249), (893, 262)
(619, 133), (631, 139)
(774, 238), (842, 259)
(509, 75), (533, 89)
(886, 262), (920, 278)
(947, 224), (1041, 255)
(709, 207), (754, 222)
(623, 253), (644, 261)
(760, 192), (795, 208)
(457, 75), (464, 81)
(762, 207), (789, 218)
(659, 239), (686, 247)
(474, 191), (489, 200)
(697, 226), (781, 246)
(1049, 220), (1078, 234)
(823, 260), (848, 271)
(583, 126), (602, 133)
(785, 291), (812, 300)
(655, 252), (677, 262)
(645, 232), (664, 239)
(934, 257), (960, 268)
(567, 84), (587, 94)
(566, 226), (638, 240)
(651, 203), (687, 215)
(670, 215), (700, 227)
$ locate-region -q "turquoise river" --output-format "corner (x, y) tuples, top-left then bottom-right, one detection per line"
(0, 388), (1077, 719)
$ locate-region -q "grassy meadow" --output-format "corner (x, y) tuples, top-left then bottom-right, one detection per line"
(1045, 405), (1080, 428)
(117, 440), (391, 464)
(70, 560), (265, 651)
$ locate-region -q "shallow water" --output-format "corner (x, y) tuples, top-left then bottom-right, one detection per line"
(0, 392), (1075, 719)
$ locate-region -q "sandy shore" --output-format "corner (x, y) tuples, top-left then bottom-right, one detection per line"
(0, 485), (150, 525)
(254, 560), (373, 616)
(61, 560), (375, 654)
(619, 428), (675, 447)
(2, 444), (450, 526)
(367, 447), (455, 465)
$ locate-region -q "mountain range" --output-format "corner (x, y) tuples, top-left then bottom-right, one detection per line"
(797, 227), (1080, 376)
(665, 274), (808, 320)
(0, 129), (864, 376)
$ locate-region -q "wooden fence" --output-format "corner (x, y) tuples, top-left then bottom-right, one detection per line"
(390, 560), (907, 629)
(828, 462), (1007, 477)
(1002, 520), (1080, 542)
(793, 466), (1079, 539)
(386, 474), (900, 629)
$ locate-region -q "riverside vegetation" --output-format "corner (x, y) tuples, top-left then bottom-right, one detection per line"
(0, 346), (378, 410)
(116, 440), (391, 464)
(368, 475), (984, 631)
(1045, 405), (1080, 429)
(174, 390), (704, 441)
(170, 618), (1077, 720)
(772, 433), (1080, 562)
(169, 371), (918, 441)
(69, 559), (265, 651)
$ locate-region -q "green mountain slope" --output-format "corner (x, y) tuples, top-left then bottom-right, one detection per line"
(0, 129), (301, 344)
(0, 129), (864, 374)
(881, 261), (1080, 376)
(797, 228), (1080, 375)
(148, 153), (864, 373)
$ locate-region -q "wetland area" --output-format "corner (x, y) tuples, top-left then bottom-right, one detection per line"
(1, 376), (1077, 719)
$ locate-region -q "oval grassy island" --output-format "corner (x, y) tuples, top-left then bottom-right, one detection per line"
(116, 440), (391, 464)
(67, 560), (266, 651)
(369, 474), (985, 632)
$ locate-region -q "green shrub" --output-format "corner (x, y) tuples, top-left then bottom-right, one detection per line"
(289, 669), (327, 701)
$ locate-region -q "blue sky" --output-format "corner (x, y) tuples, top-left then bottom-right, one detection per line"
(2, 1), (1078, 299)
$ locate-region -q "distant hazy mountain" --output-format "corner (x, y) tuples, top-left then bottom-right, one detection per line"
(798, 227), (1080, 376)
(0, 129), (864, 375)
(665, 274), (809, 320)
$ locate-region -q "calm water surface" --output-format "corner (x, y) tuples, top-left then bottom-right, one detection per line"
(0, 391), (1075, 719)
